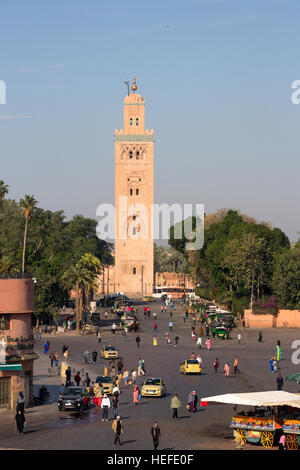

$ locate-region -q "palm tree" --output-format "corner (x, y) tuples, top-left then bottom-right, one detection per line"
(0, 255), (18, 274)
(19, 195), (38, 273)
(61, 264), (98, 335)
(77, 253), (103, 310)
(0, 180), (9, 201)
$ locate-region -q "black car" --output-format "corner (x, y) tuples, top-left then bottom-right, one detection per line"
(57, 386), (87, 412)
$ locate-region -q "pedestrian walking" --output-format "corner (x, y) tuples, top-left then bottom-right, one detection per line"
(224, 363), (230, 377)
(276, 344), (282, 362)
(112, 395), (120, 418)
(174, 336), (179, 347)
(141, 358), (146, 375)
(136, 336), (141, 348)
(74, 371), (81, 386)
(205, 324), (209, 336)
(165, 331), (170, 343)
(169, 320), (173, 331)
(197, 337), (202, 349)
(82, 349), (89, 364)
(16, 391), (25, 413)
(50, 352), (54, 367)
(154, 322), (158, 333)
(93, 383), (102, 407)
(65, 366), (71, 386)
(54, 352), (59, 367)
(122, 330), (127, 342)
(196, 354), (202, 366)
(237, 333), (242, 345)
(111, 323), (117, 335)
(133, 384), (139, 405)
(206, 338), (211, 351)
(117, 358), (124, 374)
(276, 374), (284, 390)
(233, 357), (240, 374)
(151, 422), (161, 450)
(84, 373), (91, 388)
(131, 368), (137, 385)
(258, 331), (263, 342)
(112, 416), (123, 446)
(193, 392), (198, 412)
(92, 350), (98, 363)
(15, 409), (25, 435)
(153, 312), (157, 320)
(116, 372), (122, 389)
(101, 394), (110, 421)
(270, 357), (275, 373)
(170, 394), (181, 419)
(123, 369), (129, 386)
(153, 335), (158, 347)
(187, 391), (196, 412)
(213, 358), (219, 373)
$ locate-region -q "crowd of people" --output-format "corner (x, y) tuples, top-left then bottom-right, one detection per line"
(15, 298), (287, 450)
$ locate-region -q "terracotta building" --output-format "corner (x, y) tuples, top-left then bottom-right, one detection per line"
(0, 275), (38, 409)
(100, 77), (154, 297)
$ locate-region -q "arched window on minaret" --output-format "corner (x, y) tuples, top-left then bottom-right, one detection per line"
(129, 150), (133, 159)
(130, 118), (133, 126)
(136, 117), (139, 126)
(136, 151), (140, 160)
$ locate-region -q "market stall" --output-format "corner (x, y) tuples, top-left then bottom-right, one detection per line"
(201, 391), (300, 448)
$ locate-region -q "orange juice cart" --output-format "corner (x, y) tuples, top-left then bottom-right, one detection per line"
(201, 391), (300, 448)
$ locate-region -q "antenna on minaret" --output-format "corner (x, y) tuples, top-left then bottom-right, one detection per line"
(123, 81), (130, 96)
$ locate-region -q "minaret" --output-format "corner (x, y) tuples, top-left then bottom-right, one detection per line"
(114, 77), (154, 296)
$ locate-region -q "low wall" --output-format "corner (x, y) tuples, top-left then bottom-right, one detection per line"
(244, 309), (300, 328)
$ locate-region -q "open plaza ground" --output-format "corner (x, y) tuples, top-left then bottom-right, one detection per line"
(1, 300), (300, 450)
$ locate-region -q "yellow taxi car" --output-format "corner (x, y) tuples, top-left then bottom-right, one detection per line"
(141, 378), (166, 398)
(100, 345), (119, 359)
(95, 376), (113, 395)
(180, 360), (202, 375)
(142, 296), (155, 302)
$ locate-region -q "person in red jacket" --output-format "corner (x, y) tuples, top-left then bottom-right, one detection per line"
(213, 358), (219, 373)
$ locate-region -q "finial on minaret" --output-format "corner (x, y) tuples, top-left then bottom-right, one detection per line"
(131, 75), (137, 92)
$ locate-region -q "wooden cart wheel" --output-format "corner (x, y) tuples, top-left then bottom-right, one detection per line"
(261, 431), (274, 448)
(234, 429), (247, 446)
(285, 433), (299, 450)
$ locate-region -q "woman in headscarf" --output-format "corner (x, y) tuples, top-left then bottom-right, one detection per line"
(16, 391), (25, 413)
(224, 363), (230, 377)
(15, 409), (25, 435)
(187, 391), (195, 412)
(133, 384), (139, 405)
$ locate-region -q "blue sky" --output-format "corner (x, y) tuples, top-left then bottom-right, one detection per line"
(1, 0), (300, 241)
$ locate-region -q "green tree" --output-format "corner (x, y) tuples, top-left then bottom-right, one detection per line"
(0, 255), (18, 274)
(272, 248), (300, 308)
(0, 180), (9, 201)
(61, 263), (98, 335)
(222, 233), (268, 307)
(19, 195), (38, 273)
